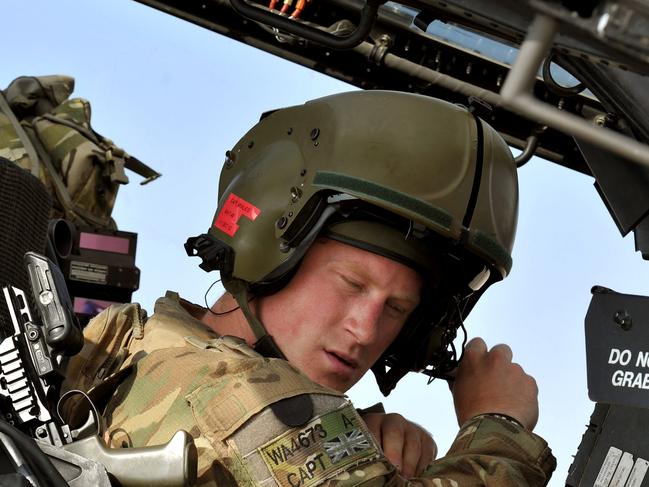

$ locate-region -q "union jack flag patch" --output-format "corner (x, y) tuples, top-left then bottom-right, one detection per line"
(324, 429), (371, 463)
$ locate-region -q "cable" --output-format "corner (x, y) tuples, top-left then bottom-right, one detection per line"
(0, 420), (68, 486)
(203, 279), (246, 316)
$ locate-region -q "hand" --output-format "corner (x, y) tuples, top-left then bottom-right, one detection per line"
(363, 412), (437, 478)
(452, 337), (539, 430)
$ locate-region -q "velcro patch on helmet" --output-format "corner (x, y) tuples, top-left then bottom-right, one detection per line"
(214, 193), (261, 237)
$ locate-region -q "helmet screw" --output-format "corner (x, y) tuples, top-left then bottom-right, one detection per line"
(247, 140), (254, 149)
(276, 217), (288, 229)
(310, 128), (320, 140)
(290, 186), (302, 202)
(224, 150), (235, 169)
(300, 169), (307, 176)
(614, 310), (633, 330)
(279, 241), (291, 253)
(27, 327), (39, 342)
(287, 128), (293, 135)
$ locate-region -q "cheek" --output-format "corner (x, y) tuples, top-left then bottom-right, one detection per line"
(372, 319), (405, 356)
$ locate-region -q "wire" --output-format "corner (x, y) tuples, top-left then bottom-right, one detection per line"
(290, 0), (306, 18)
(203, 279), (245, 316)
(454, 295), (469, 363)
(56, 390), (100, 438)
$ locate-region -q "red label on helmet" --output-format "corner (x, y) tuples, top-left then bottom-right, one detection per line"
(214, 193), (261, 237)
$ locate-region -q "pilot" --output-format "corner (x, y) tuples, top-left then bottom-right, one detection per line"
(64, 90), (556, 485)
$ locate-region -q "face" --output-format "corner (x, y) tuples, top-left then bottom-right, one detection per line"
(255, 238), (422, 392)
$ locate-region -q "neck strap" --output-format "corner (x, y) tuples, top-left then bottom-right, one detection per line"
(226, 277), (286, 359)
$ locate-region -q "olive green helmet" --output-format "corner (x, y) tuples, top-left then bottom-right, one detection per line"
(187, 90), (518, 394)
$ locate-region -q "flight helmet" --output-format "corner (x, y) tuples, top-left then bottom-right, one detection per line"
(186, 90), (518, 394)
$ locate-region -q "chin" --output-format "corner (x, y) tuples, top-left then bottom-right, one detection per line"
(310, 374), (351, 393)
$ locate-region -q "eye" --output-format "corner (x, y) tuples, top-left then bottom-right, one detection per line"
(339, 274), (363, 291)
(386, 302), (407, 316)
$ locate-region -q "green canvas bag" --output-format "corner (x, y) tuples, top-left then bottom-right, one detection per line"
(0, 75), (159, 230)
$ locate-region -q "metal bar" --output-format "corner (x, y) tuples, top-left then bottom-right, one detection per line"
(500, 13), (649, 168)
(356, 13), (649, 169)
(500, 14), (558, 100)
(354, 42), (505, 107)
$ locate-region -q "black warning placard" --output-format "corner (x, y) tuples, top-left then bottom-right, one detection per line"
(586, 288), (649, 408)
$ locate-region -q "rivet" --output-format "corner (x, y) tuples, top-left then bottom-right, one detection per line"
(287, 128), (293, 135)
(300, 169), (307, 176)
(614, 310), (633, 330)
(276, 217), (288, 229)
(310, 128), (320, 140)
(594, 114), (607, 127)
(279, 241), (291, 253)
(248, 140), (254, 149)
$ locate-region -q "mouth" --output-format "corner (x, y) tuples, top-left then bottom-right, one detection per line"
(325, 350), (359, 372)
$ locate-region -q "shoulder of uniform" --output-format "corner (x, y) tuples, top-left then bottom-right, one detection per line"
(141, 342), (344, 441)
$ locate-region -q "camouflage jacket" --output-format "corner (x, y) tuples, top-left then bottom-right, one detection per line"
(63, 292), (556, 486)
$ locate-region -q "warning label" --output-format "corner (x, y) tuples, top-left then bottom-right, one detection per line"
(608, 348), (649, 390)
(70, 261), (108, 284)
(595, 446), (648, 487)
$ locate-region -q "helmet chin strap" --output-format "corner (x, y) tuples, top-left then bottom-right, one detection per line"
(225, 277), (287, 360)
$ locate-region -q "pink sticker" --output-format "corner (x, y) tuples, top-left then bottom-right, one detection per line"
(214, 193), (261, 237)
(79, 232), (130, 254)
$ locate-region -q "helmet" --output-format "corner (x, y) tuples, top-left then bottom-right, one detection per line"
(186, 90), (518, 394)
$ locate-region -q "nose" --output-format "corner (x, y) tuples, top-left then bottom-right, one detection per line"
(344, 297), (383, 345)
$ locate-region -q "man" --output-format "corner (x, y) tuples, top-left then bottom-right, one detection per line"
(64, 90), (555, 485)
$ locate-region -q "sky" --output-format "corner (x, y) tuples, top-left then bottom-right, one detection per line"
(4, 0), (649, 484)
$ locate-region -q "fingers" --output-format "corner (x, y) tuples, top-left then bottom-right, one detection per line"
(414, 428), (437, 476)
(379, 414), (407, 473)
(464, 337), (487, 354)
(382, 415), (435, 478)
(453, 337), (539, 430)
(362, 412), (437, 478)
(401, 423), (424, 478)
(464, 338), (512, 362)
(490, 343), (513, 363)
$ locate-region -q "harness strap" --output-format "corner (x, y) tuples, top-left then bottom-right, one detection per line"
(23, 123), (112, 229)
(41, 113), (161, 184)
(0, 90), (40, 178)
(227, 278), (287, 359)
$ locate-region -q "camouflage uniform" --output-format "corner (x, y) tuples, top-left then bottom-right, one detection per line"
(63, 292), (556, 486)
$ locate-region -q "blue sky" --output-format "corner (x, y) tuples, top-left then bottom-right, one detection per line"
(4, 1), (649, 483)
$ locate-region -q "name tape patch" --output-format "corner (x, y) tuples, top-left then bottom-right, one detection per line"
(259, 404), (379, 487)
(214, 193), (261, 237)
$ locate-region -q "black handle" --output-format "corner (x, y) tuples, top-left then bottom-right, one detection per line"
(228, 0), (383, 49)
